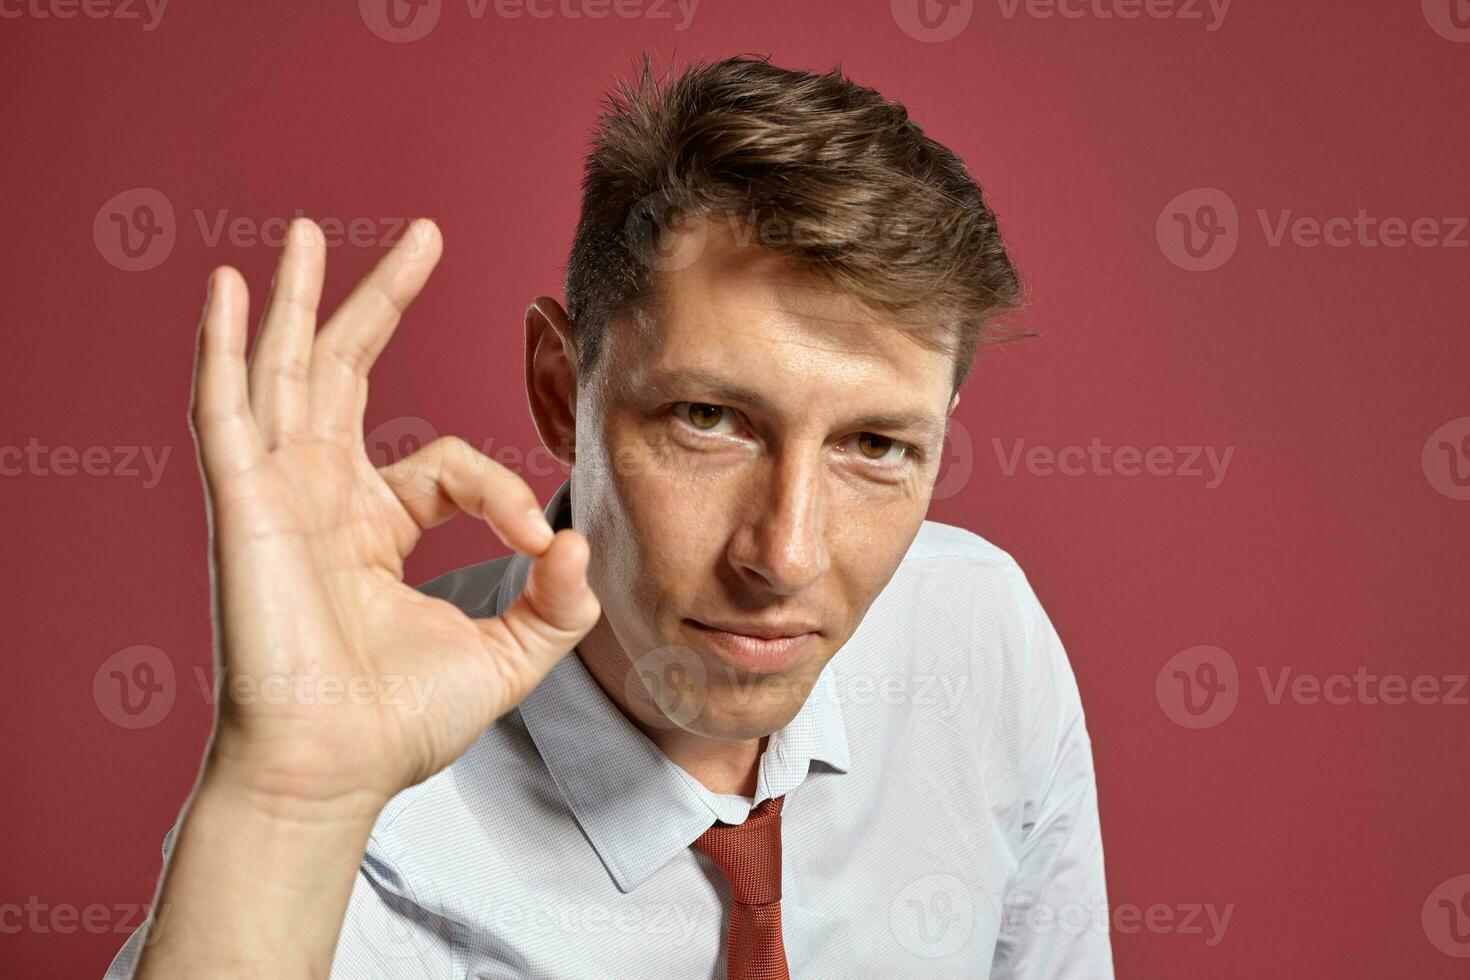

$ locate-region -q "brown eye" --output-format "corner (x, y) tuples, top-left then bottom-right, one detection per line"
(857, 433), (895, 460)
(687, 403), (724, 430)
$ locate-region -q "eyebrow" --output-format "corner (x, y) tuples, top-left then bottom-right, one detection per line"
(641, 367), (949, 443)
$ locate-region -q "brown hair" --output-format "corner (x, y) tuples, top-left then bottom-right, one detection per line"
(563, 52), (1027, 399)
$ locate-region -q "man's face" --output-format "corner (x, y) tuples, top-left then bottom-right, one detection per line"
(567, 215), (957, 742)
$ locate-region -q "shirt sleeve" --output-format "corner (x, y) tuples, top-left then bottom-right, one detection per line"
(988, 595), (1113, 979)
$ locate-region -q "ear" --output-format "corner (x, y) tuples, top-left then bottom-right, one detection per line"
(524, 296), (579, 467)
(949, 392), (961, 413)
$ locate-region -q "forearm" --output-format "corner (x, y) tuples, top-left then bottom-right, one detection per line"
(130, 767), (384, 979)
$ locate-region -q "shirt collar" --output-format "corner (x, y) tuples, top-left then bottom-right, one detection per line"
(497, 476), (851, 893)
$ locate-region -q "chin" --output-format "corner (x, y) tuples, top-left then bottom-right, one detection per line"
(691, 675), (811, 739)
(625, 618), (829, 736)
(679, 710), (788, 743)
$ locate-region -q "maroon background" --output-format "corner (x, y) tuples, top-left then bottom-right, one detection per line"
(4, 1), (1468, 976)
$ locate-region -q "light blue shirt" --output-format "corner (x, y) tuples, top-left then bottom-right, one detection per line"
(106, 475), (1112, 978)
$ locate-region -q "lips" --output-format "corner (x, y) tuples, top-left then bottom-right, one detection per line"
(685, 620), (823, 675)
(691, 619), (819, 640)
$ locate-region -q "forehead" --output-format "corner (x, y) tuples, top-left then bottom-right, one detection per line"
(613, 215), (953, 407)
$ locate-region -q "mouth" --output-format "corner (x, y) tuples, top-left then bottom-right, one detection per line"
(684, 619), (818, 674)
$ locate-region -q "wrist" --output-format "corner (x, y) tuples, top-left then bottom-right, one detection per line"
(131, 752), (385, 978)
(200, 724), (396, 826)
(194, 753), (391, 835)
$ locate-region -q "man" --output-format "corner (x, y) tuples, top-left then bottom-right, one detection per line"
(107, 54), (1111, 978)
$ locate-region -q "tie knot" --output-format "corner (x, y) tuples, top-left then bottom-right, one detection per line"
(692, 794), (785, 906)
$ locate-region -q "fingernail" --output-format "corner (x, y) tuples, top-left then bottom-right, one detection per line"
(526, 508), (554, 544)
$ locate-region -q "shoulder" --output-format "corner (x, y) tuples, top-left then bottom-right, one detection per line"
(882, 516), (1074, 744)
(850, 516), (1060, 754)
(887, 515), (1047, 645)
(903, 515), (1025, 576)
(890, 517), (1089, 822)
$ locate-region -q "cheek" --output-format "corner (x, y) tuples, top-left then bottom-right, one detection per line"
(610, 489), (720, 607)
(829, 510), (926, 598)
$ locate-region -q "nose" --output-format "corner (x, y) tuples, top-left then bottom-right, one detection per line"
(727, 456), (830, 596)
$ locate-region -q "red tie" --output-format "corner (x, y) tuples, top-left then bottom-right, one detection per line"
(693, 794), (791, 980)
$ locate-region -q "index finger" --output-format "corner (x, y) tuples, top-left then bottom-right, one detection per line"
(377, 435), (557, 558)
(190, 266), (267, 481)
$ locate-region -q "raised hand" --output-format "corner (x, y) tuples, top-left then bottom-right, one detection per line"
(191, 217), (601, 811)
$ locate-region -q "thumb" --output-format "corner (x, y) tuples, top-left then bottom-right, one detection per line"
(479, 528), (602, 698)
